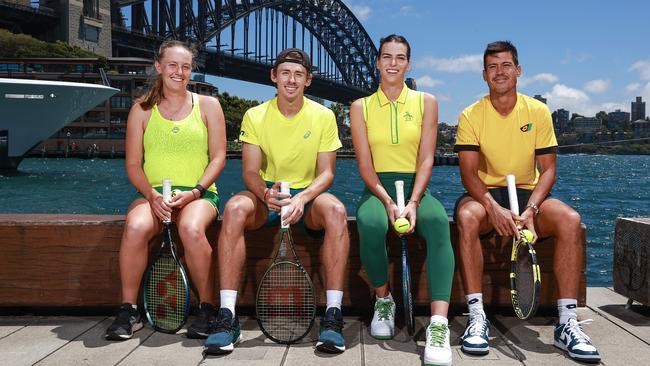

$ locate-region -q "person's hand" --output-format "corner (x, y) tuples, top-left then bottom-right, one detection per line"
(281, 195), (306, 226)
(264, 182), (291, 212)
(518, 209), (538, 243)
(149, 192), (172, 222)
(400, 200), (418, 235)
(486, 204), (519, 238)
(168, 190), (196, 209)
(383, 200), (400, 226)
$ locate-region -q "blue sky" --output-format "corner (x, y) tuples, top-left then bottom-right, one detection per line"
(208, 0), (650, 125)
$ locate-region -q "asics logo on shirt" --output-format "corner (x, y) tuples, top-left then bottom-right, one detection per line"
(240, 130), (248, 137)
(171, 126), (180, 134)
(303, 130), (312, 139)
(403, 111), (414, 122)
(520, 123), (533, 132)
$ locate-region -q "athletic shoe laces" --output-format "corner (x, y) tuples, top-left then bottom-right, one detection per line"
(375, 300), (393, 321)
(211, 312), (234, 333)
(321, 310), (344, 333)
(467, 315), (488, 337)
(428, 323), (448, 347)
(564, 319), (593, 344)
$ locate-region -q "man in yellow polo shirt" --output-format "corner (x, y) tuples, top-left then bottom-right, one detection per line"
(204, 48), (349, 355)
(453, 41), (601, 363)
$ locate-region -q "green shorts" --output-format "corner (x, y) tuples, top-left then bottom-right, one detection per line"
(135, 185), (220, 213)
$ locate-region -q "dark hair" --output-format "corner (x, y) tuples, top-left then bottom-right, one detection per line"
(273, 48), (312, 74)
(483, 41), (518, 69)
(138, 40), (196, 110)
(378, 34), (411, 61)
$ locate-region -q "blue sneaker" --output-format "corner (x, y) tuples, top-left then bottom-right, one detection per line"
(461, 315), (490, 355)
(316, 307), (345, 353)
(203, 308), (241, 354)
(554, 318), (601, 363)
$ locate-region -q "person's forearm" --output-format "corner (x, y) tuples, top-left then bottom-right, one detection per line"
(243, 170), (268, 201)
(126, 163), (156, 201)
(294, 169), (334, 204)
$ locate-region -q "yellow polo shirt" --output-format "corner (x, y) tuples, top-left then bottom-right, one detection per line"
(454, 93), (558, 189)
(239, 97), (342, 188)
(362, 84), (424, 173)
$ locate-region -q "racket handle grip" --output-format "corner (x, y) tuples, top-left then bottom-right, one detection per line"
(280, 181), (290, 229)
(506, 174), (519, 216)
(162, 178), (171, 223)
(394, 180), (405, 215)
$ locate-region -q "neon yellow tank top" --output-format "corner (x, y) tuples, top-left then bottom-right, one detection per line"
(143, 93), (217, 192)
(362, 84), (424, 173)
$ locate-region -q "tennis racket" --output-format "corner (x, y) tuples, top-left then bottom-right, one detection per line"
(395, 180), (415, 336)
(256, 182), (316, 344)
(506, 174), (541, 320)
(143, 178), (191, 333)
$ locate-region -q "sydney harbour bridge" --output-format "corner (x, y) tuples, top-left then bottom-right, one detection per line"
(2, 0), (380, 102)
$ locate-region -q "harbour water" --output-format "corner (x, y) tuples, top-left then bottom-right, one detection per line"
(2, 154), (649, 287)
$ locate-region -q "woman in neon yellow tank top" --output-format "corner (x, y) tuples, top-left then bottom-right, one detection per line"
(105, 41), (227, 341)
(350, 35), (454, 366)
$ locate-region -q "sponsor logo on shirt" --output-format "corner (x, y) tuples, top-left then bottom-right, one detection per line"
(520, 123), (533, 132)
(403, 111), (414, 122)
(303, 130), (311, 139)
(171, 126), (180, 134)
(240, 130), (248, 137)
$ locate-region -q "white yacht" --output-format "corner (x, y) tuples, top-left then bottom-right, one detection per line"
(0, 78), (118, 169)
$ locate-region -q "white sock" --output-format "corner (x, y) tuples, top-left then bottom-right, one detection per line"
(466, 293), (485, 319)
(220, 290), (238, 316)
(431, 315), (448, 326)
(557, 298), (578, 324)
(377, 293), (394, 302)
(326, 290), (344, 310)
(130, 304), (138, 311)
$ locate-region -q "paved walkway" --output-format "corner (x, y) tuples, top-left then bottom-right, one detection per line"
(1, 288), (648, 365)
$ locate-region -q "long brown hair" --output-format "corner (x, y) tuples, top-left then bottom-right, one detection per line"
(137, 40), (196, 110)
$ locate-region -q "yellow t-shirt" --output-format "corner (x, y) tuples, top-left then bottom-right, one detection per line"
(362, 84), (424, 173)
(239, 97), (342, 188)
(143, 93), (217, 192)
(454, 93), (558, 189)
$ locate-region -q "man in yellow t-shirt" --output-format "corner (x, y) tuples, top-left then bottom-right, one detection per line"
(453, 41), (600, 363)
(204, 48), (349, 355)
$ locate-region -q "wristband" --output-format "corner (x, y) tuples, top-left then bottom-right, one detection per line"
(263, 188), (271, 202)
(194, 184), (207, 198)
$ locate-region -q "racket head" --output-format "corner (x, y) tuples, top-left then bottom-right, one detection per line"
(400, 237), (415, 336)
(510, 237), (541, 319)
(256, 260), (316, 343)
(143, 225), (191, 333)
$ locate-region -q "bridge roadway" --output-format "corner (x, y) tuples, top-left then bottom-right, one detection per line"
(0, 288), (647, 365)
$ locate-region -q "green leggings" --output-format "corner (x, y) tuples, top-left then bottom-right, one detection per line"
(356, 173), (454, 302)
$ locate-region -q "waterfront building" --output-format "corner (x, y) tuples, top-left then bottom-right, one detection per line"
(631, 96), (646, 121)
(607, 109), (630, 130)
(0, 57), (217, 156)
(533, 94), (547, 104)
(631, 119), (649, 139)
(574, 116), (602, 134)
(552, 108), (570, 133)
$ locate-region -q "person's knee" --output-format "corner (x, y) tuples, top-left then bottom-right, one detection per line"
(177, 222), (207, 248)
(455, 206), (481, 234)
(321, 199), (348, 227)
(123, 215), (155, 241)
(222, 197), (253, 228)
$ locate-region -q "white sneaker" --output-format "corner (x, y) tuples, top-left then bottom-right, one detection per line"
(424, 320), (452, 366)
(370, 297), (395, 340)
(461, 314), (490, 355)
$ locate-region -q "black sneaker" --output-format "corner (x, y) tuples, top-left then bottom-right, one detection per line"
(187, 302), (216, 339)
(204, 308), (242, 354)
(105, 303), (143, 341)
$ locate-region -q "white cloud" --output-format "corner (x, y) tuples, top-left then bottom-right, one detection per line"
(519, 73), (559, 87)
(346, 3), (372, 21)
(583, 79), (610, 94)
(543, 84), (627, 116)
(626, 83), (641, 93)
(399, 5), (414, 16)
(415, 54), (483, 73)
(630, 60), (650, 81)
(437, 94), (451, 102)
(415, 75), (444, 88)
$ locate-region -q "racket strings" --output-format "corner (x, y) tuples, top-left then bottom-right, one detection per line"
(146, 256), (187, 330)
(514, 244), (536, 314)
(257, 262), (315, 342)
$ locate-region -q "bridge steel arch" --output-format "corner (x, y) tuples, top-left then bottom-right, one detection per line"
(111, 0), (379, 102)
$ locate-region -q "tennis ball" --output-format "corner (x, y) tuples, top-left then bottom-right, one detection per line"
(171, 189), (182, 198)
(393, 217), (411, 234)
(521, 229), (534, 242)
